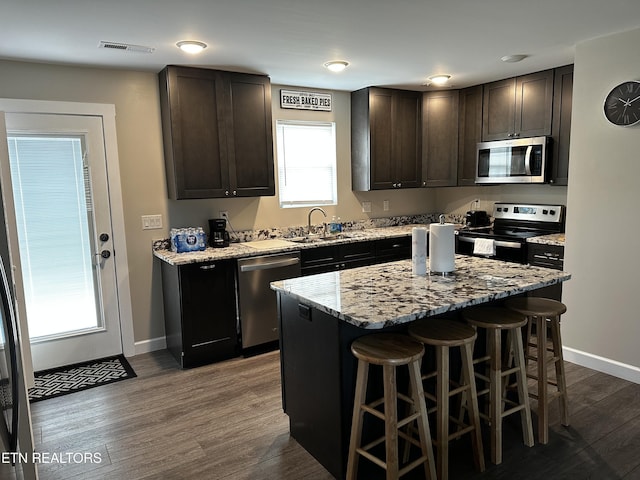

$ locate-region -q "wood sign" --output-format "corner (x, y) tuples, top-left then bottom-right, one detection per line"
(280, 89), (332, 111)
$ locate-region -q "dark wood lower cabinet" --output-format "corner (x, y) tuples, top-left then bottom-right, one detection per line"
(279, 295), (404, 480)
(161, 259), (239, 368)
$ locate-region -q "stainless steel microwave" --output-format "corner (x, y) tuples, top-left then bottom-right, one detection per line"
(476, 136), (550, 184)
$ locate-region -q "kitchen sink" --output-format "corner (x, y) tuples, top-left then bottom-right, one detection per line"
(289, 234), (352, 243)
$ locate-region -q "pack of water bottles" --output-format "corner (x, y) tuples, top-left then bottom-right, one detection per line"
(170, 227), (207, 253)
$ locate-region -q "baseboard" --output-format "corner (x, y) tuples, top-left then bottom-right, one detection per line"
(133, 336), (167, 356)
(563, 347), (640, 384)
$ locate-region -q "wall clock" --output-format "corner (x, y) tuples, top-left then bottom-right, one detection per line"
(603, 80), (640, 126)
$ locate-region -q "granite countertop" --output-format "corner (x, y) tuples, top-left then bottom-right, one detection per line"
(527, 233), (566, 246)
(270, 255), (571, 329)
(153, 224), (429, 266)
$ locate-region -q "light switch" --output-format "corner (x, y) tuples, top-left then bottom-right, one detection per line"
(362, 201), (372, 213)
(383, 200), (389, 211)
(142, 214), (163, 230)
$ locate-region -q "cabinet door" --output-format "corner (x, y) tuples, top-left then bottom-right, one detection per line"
(482, 78), (516, 141)
(301, 245), (340, 275)
(369, 89), (395, 190)
(375, 236), (411, 262)
(225, 73), (275, 197)
(515, 69), (554, 138)
(159, 66), (229, 199)
(351, 88), (421, 191)
(392, 90), (422, 189)
(180, 261), (238, 367)
(550, 65), (573, 186)
(458, 86), (483, 185)
(422, 90), (459, 187)
(339, 241), (376, 268)
(483, 71), (554, 141)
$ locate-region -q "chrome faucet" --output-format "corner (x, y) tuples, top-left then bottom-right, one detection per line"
(308, 207), (327, 236)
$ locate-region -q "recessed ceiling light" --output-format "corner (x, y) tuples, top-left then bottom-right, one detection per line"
(501, 54), (527, 63)
(323, 60), (349, 73)
(427, 74), (451, 86)
(176, 41), (207, 54)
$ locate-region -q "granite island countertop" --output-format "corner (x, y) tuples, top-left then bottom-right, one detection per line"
(271, 255), (570, 329)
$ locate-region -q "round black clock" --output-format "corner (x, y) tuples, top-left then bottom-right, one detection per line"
(604, 80), (640, 126)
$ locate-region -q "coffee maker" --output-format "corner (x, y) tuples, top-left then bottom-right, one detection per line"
(208, 218), (230, 248)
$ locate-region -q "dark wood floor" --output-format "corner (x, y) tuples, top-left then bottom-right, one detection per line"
(28, 349), (640, 480)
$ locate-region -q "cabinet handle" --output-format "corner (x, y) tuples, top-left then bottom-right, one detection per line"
(397, 182), (402, 188)
(225, 190), (229, 196)
(233, 190), (237, 196)
(200, 264), (217, 270)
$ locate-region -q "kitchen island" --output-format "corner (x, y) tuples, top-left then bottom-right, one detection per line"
(271, 255), (570, 479)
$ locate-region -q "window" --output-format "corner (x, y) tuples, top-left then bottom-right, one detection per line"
(276, 120), (337, 208)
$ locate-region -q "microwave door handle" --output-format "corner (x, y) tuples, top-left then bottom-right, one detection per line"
(524, 145), (533, 175)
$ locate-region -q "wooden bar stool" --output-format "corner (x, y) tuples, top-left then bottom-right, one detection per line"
(408, 318), (485, 480)
(462, 307), (534, 465)
(346, 333), (436, 480)
(504, 297), (569, 444)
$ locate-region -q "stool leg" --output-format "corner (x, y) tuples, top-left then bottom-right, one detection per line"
(383, 364), (399, 480)
(408, 360), (437, 480)
(346, 359), (369, 480)
(435, 345), (449, 480)
(551, 316), (570, 427)
(461, 341), (485, 473)
(513, 325), (535, 448)
(488, 328), (502, 465)
(536, 316), (549, 444)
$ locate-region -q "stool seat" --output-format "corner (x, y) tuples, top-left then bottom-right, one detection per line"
(351, 333), (425, 366)
(409, 318), (477, 347)
(504, 297), (567, 317)
(464, 306), (527, 329)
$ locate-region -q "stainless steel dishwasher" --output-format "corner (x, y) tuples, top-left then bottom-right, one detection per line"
(237, 251), (301, 349)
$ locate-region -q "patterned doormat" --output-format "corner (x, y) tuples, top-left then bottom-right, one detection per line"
(28, 354), (136, 403)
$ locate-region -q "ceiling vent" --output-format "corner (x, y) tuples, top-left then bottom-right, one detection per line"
(99, 41), (155, 54)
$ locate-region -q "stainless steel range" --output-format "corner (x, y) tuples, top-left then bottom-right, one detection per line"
(456, 203), (565, 264)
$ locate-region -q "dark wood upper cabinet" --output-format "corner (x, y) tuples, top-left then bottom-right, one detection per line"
(457, 86), (483, 186)
(550, 65), (573, 186)
(351, 87), (421, 191)
(159, 66), (275, 199)
(482, 69), (554, 141)
(422, 90), (459, 187)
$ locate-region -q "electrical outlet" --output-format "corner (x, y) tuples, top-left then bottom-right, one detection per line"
(219, 211), (229, 219)
(362, 201), (372, 213)
(141, 214), (163, 230)
(383, 200), (389, 211)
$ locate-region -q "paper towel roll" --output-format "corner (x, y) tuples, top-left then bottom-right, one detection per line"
(429, 223), (456, 274)
(411, 227), (427, 276)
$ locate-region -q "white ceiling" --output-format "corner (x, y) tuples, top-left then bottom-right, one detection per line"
(2, 0), (640, 91)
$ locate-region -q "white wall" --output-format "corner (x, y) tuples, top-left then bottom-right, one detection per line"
(562, 27), (640, 381)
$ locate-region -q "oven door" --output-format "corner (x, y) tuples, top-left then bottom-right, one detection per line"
(456, 235), (526, 263)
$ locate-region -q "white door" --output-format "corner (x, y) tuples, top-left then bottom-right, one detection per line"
(2, 112), (122, 371)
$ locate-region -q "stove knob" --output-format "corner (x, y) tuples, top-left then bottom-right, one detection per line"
(543, 209), (549, 215)
(550, 209), (556, 215)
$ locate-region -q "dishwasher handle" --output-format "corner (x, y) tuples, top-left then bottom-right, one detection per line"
(239, 257), (301, 272)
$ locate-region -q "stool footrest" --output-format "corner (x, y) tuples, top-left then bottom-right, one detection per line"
(502, 403), (526, 418)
